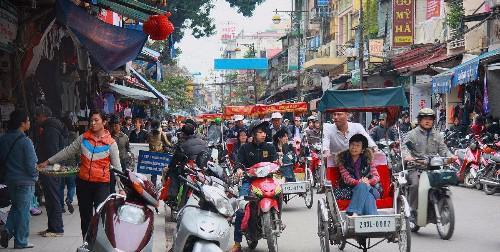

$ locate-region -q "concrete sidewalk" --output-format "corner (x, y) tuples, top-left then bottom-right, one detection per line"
(0, 201), (173, 252)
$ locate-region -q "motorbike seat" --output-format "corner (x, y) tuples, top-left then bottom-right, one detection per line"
(456, 149), (466, 161)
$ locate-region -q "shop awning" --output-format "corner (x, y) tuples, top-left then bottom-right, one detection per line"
(393, 44), (448, 73)
(130, 67), (168, 102)
(304, 57), (345, 70)
(140, 47), (160, 61)
(108, 83), (157, 100)
(431, 48), (500, 90)
(431, 73), (453, 94)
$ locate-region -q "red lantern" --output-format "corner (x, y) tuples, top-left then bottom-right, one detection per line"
(143, 12), (174, 40)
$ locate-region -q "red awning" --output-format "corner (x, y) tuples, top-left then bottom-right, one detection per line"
(392, 44), (449, 73)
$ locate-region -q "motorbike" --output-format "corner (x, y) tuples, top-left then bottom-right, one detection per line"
(172, 165), (236, 252)
(306, 142), (322, 188)
(377, 139), (403, 172)
(77, 168), (159, 252)
(399, 156), (457, 240)
(444, 129), (469, 152)
(453, 133), (495, 189)
(240, 162), (284, 252)
(478, 140), (500, 195)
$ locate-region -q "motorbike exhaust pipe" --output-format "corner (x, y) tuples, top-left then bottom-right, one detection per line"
(479, 179), (500, 186)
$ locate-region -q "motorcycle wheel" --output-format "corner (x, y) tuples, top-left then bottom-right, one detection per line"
(436, 196), (455, 240)
(263, 211), (279, 252)
(304, 169), (314, 209)
(317, 202), (330, 252)
(463, 171), (476, 188)
(483, 184), (497, 195)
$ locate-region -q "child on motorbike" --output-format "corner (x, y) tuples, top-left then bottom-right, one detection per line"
(273, 128), (296, 182)
(334, 134), (381, 216)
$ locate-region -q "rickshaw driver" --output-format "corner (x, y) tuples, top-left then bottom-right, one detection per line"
(401, 108), (457, 218)
(321, 112), (377, 191)
(231, 120), (278, 252)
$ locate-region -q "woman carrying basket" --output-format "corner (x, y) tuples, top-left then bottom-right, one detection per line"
(37, 110), (121, 238)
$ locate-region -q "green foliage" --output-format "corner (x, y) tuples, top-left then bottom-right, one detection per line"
(362, 0), (379, 39)
(152, 73), (193, 111)
(446, 0), (464, 32)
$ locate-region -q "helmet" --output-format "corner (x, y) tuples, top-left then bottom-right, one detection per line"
(214, 117), (222, 124)
(248, 120), (270, 135)
(161, 120), (168, 127)
(417, 108), (436, 119)
(308, 115), (318, 122)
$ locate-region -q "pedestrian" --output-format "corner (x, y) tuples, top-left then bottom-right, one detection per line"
(288, 116), (302, 140)
(0, 110), (38, 249)
(399, 112), (412, 134)
(34, 105), (67, 237)
(230, 130), (248, 163)
(266, 112), (289, 142)
(147, 119), (172, 187)
(369, 113), (397, 142)
(59, 115), (79, 214)
(109, 115), (131, 193)
(37, 110), (122, 238)
(273, 128), (296, 182)
(122, 116), (133, 136)
(129, 118), (147, 143)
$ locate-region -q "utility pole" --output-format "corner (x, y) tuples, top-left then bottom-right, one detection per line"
(358, 0), (364, 89)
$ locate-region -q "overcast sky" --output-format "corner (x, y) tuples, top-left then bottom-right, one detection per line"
(177, 0), (292, 82)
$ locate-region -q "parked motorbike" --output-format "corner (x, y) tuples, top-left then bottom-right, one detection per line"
(240, 162), (284, 252)
(444, 129), (469, 152)
(172, 169), (235, 252)
(399, 156), (457, 240)
(478, 140), (500, 195)
(77, 168), (159, 252)
(454, 133), (495, 189)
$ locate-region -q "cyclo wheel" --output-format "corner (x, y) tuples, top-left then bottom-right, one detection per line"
(304, 168), (314, 209)
(263, 210), (279, 252)
(317, 201), (330, 252)
(436, 196), (455, 240)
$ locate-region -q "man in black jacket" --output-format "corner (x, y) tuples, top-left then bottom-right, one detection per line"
(266, 112), (290, 142)
(35, 106), (67, 237)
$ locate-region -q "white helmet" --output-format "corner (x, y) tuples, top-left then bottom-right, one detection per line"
(161, 120), (168, 127)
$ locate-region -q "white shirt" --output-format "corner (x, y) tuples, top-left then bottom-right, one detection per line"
(322, 122), (376, 166)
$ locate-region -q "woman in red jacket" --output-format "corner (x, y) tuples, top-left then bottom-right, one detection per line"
(38, 110), (121, 237)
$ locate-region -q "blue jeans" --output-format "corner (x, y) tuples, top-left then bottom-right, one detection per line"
(5, 185), (34, 247)
(280, 165), (296, 182)
(347, 183), (379, 216)
(59, 176), (76, 208)
(234, 181), (251, 243)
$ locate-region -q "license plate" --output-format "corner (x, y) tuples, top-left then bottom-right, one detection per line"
(282, 182), (307, 194)
(354, 216), (396, 233)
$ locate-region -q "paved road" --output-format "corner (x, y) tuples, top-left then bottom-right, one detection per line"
(243, 186), (500, 252)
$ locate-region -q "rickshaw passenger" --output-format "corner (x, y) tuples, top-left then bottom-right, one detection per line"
(334, 134), (381, 216)
(273, 128), (296, 182)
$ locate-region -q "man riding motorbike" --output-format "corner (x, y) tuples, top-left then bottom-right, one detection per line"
(401, 108), (457, 217)
(232, 120), (278, 252)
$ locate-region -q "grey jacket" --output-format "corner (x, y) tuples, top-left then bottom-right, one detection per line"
(370, 125), (397, 142)
(401, 126), (450, 159)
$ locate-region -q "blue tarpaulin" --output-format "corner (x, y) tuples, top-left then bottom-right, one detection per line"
(431, 48), (500, 92)
(56, 0), (147, 72)
(214, 58), (268, 70)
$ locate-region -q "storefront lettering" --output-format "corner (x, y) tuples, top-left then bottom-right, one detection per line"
(393, 0), (414, 47)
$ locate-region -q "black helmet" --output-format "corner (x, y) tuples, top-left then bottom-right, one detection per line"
(349, 134), (369, 149)
(248, 120), (269, 135)
(417, 108), (436, 119)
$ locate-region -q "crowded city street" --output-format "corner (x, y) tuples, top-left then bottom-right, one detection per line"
(1, 0), (500, 252)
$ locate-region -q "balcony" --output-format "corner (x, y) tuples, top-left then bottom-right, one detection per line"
(303, 41), (348, 70)
(309, 6), (333, 24)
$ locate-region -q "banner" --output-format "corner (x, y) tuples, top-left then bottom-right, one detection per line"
(426, 0), (440, 20)
(137, 150), (173, 175)
(224, 105), (255, 116)
(196, 113), (223, 120)
(252, 102), (308, 116)
(393, 0), (414, 47)
(369, 39), (384, 63)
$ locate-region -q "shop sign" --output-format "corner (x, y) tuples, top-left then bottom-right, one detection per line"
(137, 150), (172, 175)
(410, 84), (431, 121)
(0, 0), (17, 51)
(426, 0), (441, 20)
(393, 0), (414, 47)
(220, 22), (237, 43)
(368, 39), (384, 63)
(453, 58), (479, 86)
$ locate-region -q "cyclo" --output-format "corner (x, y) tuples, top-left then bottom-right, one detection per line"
(316, 87), (411, 252)
(224, 102), (315, 209)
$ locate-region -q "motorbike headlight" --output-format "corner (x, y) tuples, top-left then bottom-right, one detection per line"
(118, 204), (145, 224)
(202, 185), (235, 217)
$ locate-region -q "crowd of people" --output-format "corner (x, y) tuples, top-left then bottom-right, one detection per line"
(0, 104), (497, 250)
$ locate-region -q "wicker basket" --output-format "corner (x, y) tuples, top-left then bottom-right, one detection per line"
(39, 165), (79, 177)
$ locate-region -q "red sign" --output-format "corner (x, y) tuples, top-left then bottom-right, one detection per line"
(393, 0), (414, 47)
(224, 102), (308, 117)
(426, 0), (440, 20)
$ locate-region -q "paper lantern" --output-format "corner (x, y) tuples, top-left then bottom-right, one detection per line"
(143, 12), (174, 40)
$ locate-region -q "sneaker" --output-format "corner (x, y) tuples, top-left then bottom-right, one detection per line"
(37, 230), (49, 236)
(14, 243), (34, 249)
(66, 200), (74, 214)
(230, 243), (242, 252)
(0, 229), (11, 248)
(40, 232), (63, 237)
(30, 208), (42, 216)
